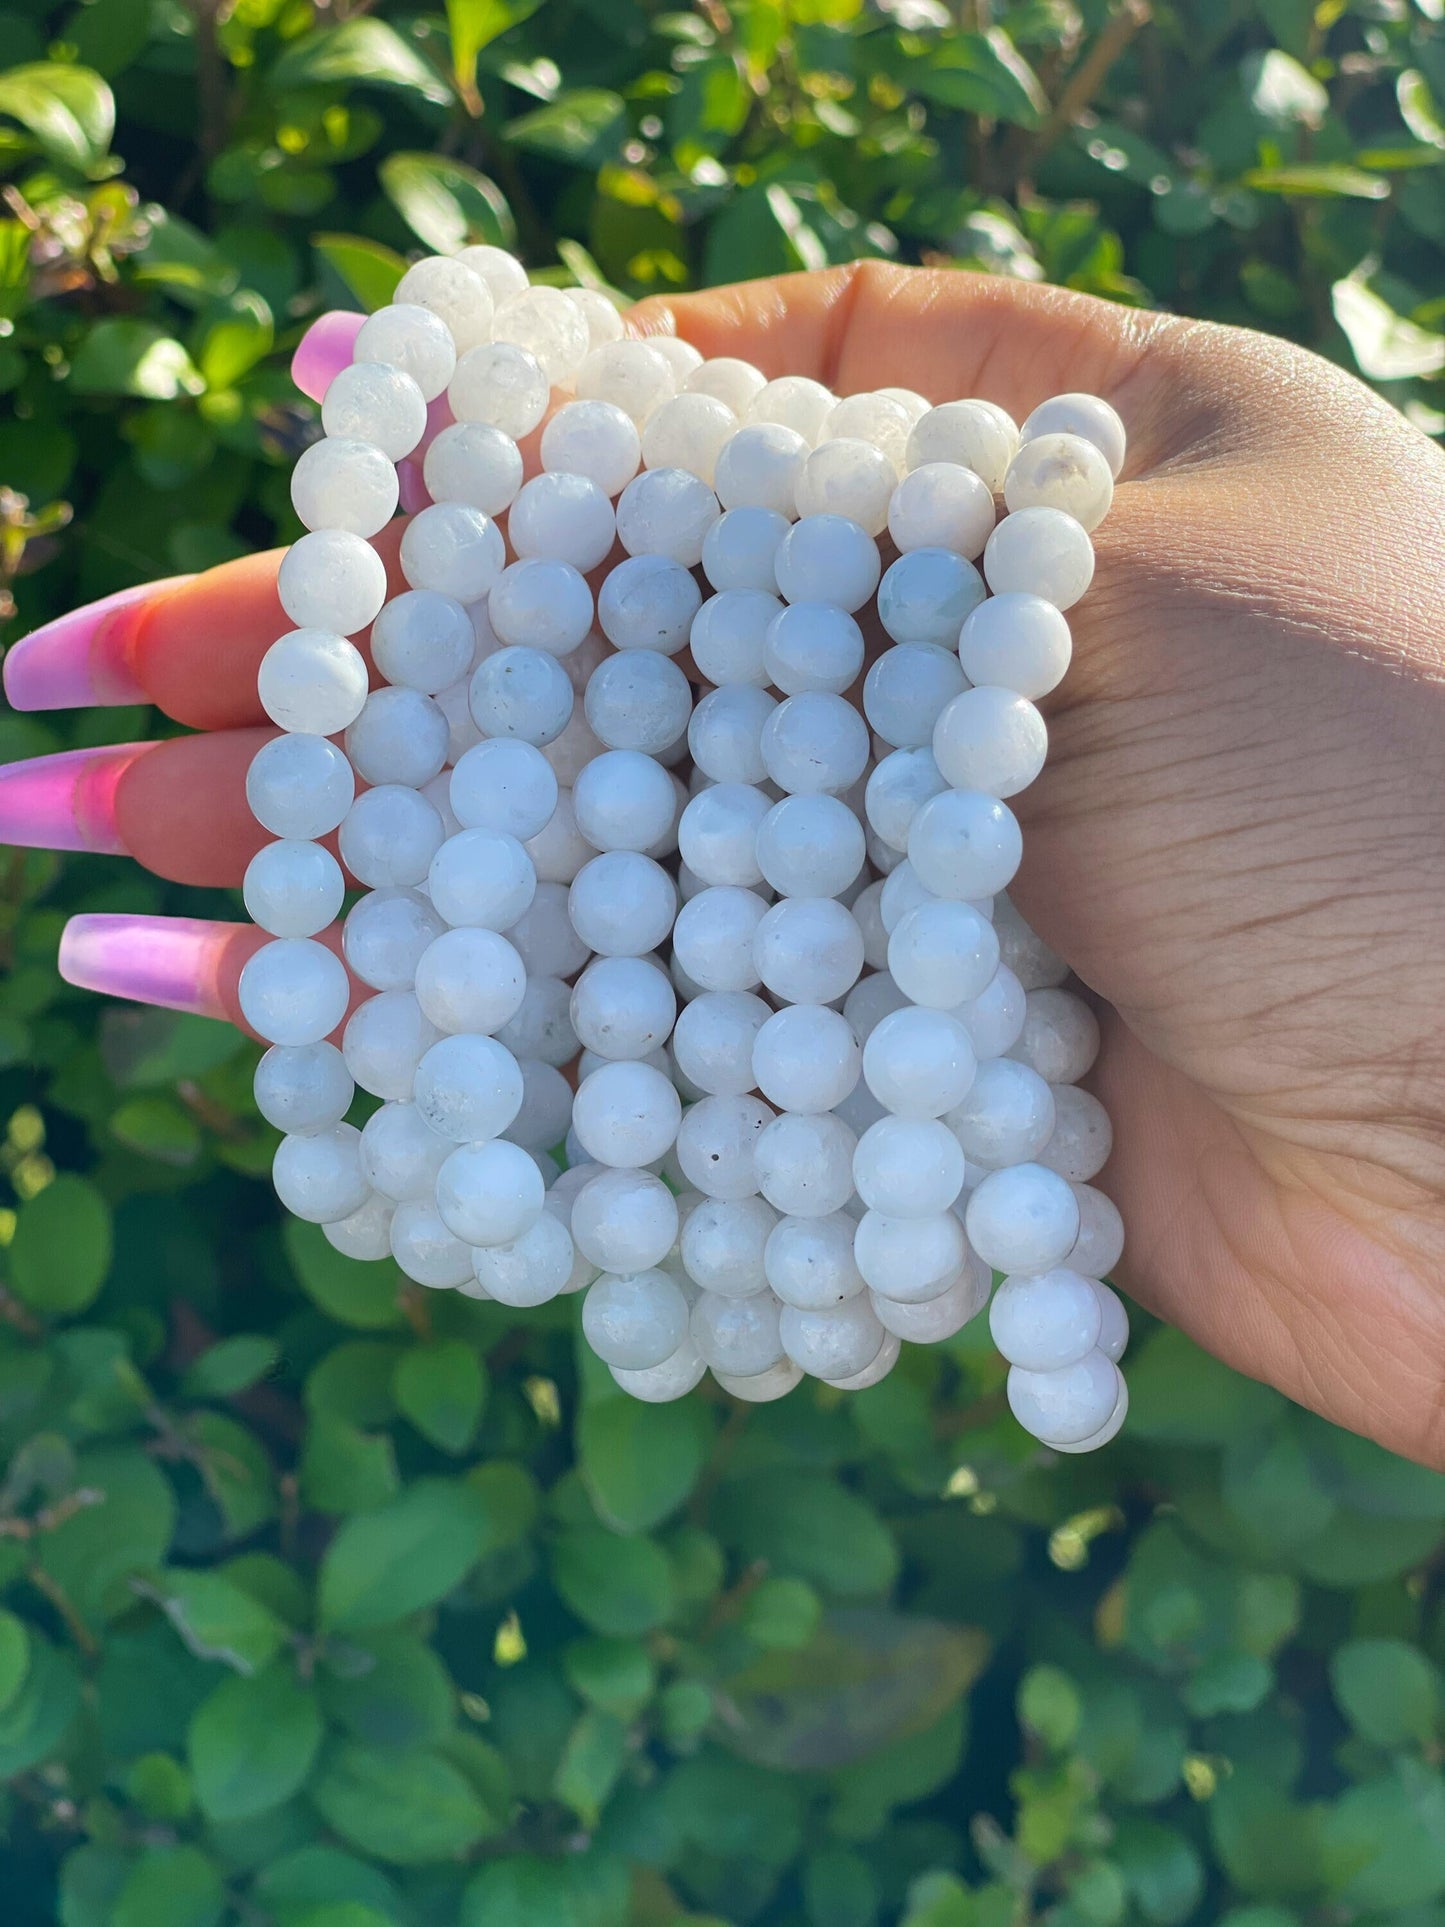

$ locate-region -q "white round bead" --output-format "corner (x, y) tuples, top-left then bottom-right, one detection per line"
(854, 1209), (968, 1303)
(456, 244), (529, 306)
(701, 506), (787, 593)
(752, 1004), (860, 1114)
(487, 559), (594, 657)
(764, 1210), (864, 1310)
(746, 375), (834, 443)
(853, 1116), (965, 1217)
(675, 1093), (773, 1199)
(958, 593), (1072, 699)
(427, 827), (536, 929)
(597, 553), (701, 655)
(244, 839), (344, 938)
(991, 1267), (1103, 1372)
(494, 285), (588, 381)
(713, 1355), (802, 1400)
(754, 897), (864, 1005)
(273, 1123), (369, 1224)
(762, 602), (864, 697)
(680, 1194), (776, 1297)
(887, 462), (995, 558)
(495, 975), (575, 1067)
(345, 687), (448, 789)
(322, 360), (426, 460)
(400, 503), (505, 601)
(615, 467), (720, 566)
(572, 1061), (682, 1167)
(1004, 431), (1114, 532)
(689, 589), (780, 686)
(540, 399), (641, 498)
(370, 590), (474, 694)
(257, 629), (370, 736)
(983, 506), (1094, 609)
(670, 991), (770, 1096)
(291, 436), (398, 538)
(774, 514), (880, 612)
(239, 937), (349, 1046)
(864, 748), (948, 855)
(1010, 988), (1100, 1084)
(946, 1056), (1056, 1168)
(965, 1162), (1080, 1273)
(870, 1258), (989, 1341)
(641, 334), (703, 382)
(413, 927), (526, 1035)
(390, 1198), (473, 1289)
(254, 1041), (353, 1135)
(1037, 1085), (1113, 1183)
(864, 643), (967, 749)
(821, 391), (911, 467)
(395, 255), (494, 351)
(932, 687), (1047, 799)
(828, 1329), (901, 1388)
(573, 749), (676, 853)
(908, 790), (1023, 900)
(641, 391), (737, 485)
(906, 401), (1014, 492)
(585, 1270), (691, 1370)
(339, 786), (444, 889)
(714, 422), (809, 514)
(568, 851), (676, 956)
(436, 1138), (544, 1246)
(691, 1287), (785, 1376)
(323, 1195), (395, 1262)
(1008, 1350), (1122, 1445)
(422, 421), (523, 517)
(278, 529), (388, 635)
(685, 356), (766, 414)
(760, 692), (870, 795)
(1069, 1184), (1125, 1278)
(862, 1006), (975, 1118)
(755, 795), (865, 900)
(689, 685), (777, 785)
(609, 1339), (708, 1404)
(780, 1297), (885, 1381)
(413, 1032), (524, 1142)
(354, 302), (456, 400)
(469, 646), (574, 746)
(567, 287), (625, 351)
(1020, 392), (1126, 479)
(509, 472), (616, 572)
(359, 1100), (451, 1202)
(877, 548), (986, 646)
(527, 787), (592, 885)
(575, 340), (676, 426)
(449, 739), (558, 841)
(585, 650), (691, 756)
(448, 341), (550, 438)
(887, 899), (1000, 1009)
(754, 1111), (856, 1219)
(795, 438), (896, 534)
(342, 990), (438, 1099)
(677, 783), (770, 887)
(473, 1211), (579, 1307)
(570, 954), (676, 1061)
(955, 963), (1028, 1060)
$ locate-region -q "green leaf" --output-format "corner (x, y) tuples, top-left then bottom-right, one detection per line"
(379, 152), (514, 254)
(1183, 1650), (1272, 1717)
(253, 1845), (399, 1920)
(151, 1568), (287, 1675)
(504, 90), (626, 164)
(69, 320), (205, 400)
(113, 1846), (223, 1927)
(269, 20), (452, 105)
(109, 1094), (202, 1165)
(446, 0), (542, 108)
(285, 1218), (405, 1330)
(188, 1662), (323, 1821)
(1330, 1638), (1439, 1747)
(0, 63), (114, 170)
(562, 1635), (655, 1719)
(1332, 273), (1445, 381)
(0, 1610), (29, 1711)
(311, 1741), (497, 1864)
(195, 290), (274, 390)
(37, 1447), (176, 1628)
(1321, 1764), (1445, 1909)
(319, 1478), (492, 1630)
(741, 1575), (822, 1651)
(1242, 49), (1327, 125)
(1125, 1327), (1279, 1445)
(301, 1412), (399, 1515)
(1243, 164), (1390, 199)
(552, 1525), (675, 1635)
(394, 1340), (486, 1453)
(0, 1636), (80, 1776)
(910, 30), (1048, 127)
(577, 1392), (712, 1532)
(553, 1707), (627, 1825)
(461, 1851), (630, 1927)
(182, 1334), (278, 1400)
(58, 1844), (131, 1927)
(1018, 1664), (1081, 1752)
(9, 1174), (112, 1314)
(1399, 69), (1445, 151)
(711, 1471), (899, 1595)
(98, 1007), (242, 1088)
(313, 234), (407, 313)
(321, 1630), (455, 1749)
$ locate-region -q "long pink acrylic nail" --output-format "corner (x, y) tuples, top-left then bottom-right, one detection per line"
(0, 742), (158, 855)
(58, 914), (251, 1020)
(3, 576), (193, 713)
(291, 311), (366, 402)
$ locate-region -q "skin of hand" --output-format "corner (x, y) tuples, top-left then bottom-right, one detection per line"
(5, 261), (1445, 1464)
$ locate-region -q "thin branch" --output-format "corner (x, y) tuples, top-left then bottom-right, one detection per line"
(1029, 0), (1151, 169)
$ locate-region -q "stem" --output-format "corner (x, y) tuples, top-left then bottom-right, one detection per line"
(1029, 0), (1151, 170)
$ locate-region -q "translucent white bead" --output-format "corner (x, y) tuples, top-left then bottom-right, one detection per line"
(472, 1211), (579, 1307)
(412, 926), (526, 1035)
(495, 974), (574, 1068)
(764, 1210), (864, 1310)
(390, 1197), (474, 1288)
(566, 286), (625, 352)
(754, 1112), (856, 1219)
(448, 341), (550, 438)
(870, 1258), (988, 1341)
(877, 548), (986, 647)
(680, 1194), (775, 1297)
(853, 1116), (964, 1217)
(244, 839), (344, 938)
(955, 963), (1028, 1061)
(342, 990), (437, 1099)
(1037, 1085), (1113, 1183)
(863, 1006), (975, 1117)
(485, 560), (592, 658)
(887, 899), (1000, 1011)
(780, 1297), (885, 1381)
(322, 360), (427, 461)
(675, 1093), (772, 1199)
(754, 897), (864, 1005)
(324, 1194), (395, 1262)
(368, 590), (472, 695)
(399, 502), (504, 602)
(239, 937), (348, 1047)
(569, 851), (676, 957)
(851, 882), (890, 973)
(571, 1061), (681, 1167)
(354, 302), (456, 400)
(714, 1355), (801, 1400)
(1069, 1184), (1125, 1278)
(585, 650), (691, 758)
(1091, 1279), (1129, 1361)
(877, 859), (933, 933)
(854, 1209), (968, 1303)
(1020, 392), (1126, 479)
(254, 1041), (353, 1134)
(746, 375), (834, 443)
(701, 506), (787, 595)
(395, 255), (494, 352)
(420, 423), (521, 521)
(687, 590), (777, 686)
(760, 692), (870, 795)
(965, 1161), (1080, 1274)
(494, 285), (588, 381)
(957, 593), (1068, 701)
(575, 340), (676, 425)
(436, 682), (483, 768)
(277, 529), (388, 636)
(983, 506), (1094, 610)
(864, 748), (947, 857)
(821, 392), (911, 468)
(593, 554), (698, 657)
(689, 686), (776, 787)
(672, 885), (767, 990)
(507, 1056), (573, 1148)
(610, 1338), (707, 1403)
(539, 704), (605, 786)
(339, 786), (442, 890)
(615, 467), (719, 567)
(273, 1123), (370, 1224)
(752, 1005), (860, 1115)
(828, 1328), (901, 1388)
(773, 514), (880, 612)
(436, 1138), (544, 1246)
(843, 971), (909, 1048)
(877, 385), (930, 425)
(1011, 990), (1099, 1085)
(762, 602), (864, 697)
(794, 438), (896, 535)
(991, 1267), (1102, 1372)
(469, 646), (574, 747)
(448, 740), (557, 844)
(526, 787), (590, 885)
(908, 790), (1023, 901)
(677, 783), (770, 887)
(1008, 1349), (1122, 1445)
(584, 1269), (691, 1369)
(571, 955), (676, 1061)
(412, 1031), (523, 1143)
(359, 1100), (451, 1202)
(420, 830), (534, 936)
(291, 436), (399, 538)
(755, 795), (865, 900)
(572, 750), (675, 854)
(714, 422), (809, 515)
(456, 243), (529, 306)
(691, 1286), (785, 1376)
(992, 896), (1067, 992)
(539, 398), (640, 498)
(504, 473), (614, 573)
(906, 401), (1014, 492)
(641, 392), (736, 485)
(932, 686), (1047, 800)
(946, 1056), (1056, 1168)
(1004, 432), (1114, 533)
(887, 462), (995, 558)
(671, 991), (770, 1096)
(685, 355), (766, 413)
(345, 688), (448, 790)
(863, 643), (967, 750)
(647, 336), (703, 381)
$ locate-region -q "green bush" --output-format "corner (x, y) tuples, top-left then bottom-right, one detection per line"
(0, 1), (1443, 1920)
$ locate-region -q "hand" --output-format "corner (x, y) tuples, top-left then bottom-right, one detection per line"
(6, 263), (1444, 1464)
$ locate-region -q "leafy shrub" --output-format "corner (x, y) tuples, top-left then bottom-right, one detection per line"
(0, 1), (1442, 1920)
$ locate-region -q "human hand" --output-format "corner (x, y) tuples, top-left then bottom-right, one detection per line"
(5, 263), (1444, 1464)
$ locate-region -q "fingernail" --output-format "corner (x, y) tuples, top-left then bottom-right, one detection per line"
(59, 913), (246, 1019)
(3, 576), (193, 712)
(0, 743), (158, 855)
(292, 311), (366, 401)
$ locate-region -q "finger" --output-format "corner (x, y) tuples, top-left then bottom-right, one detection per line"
(631, 261), (1230, 478)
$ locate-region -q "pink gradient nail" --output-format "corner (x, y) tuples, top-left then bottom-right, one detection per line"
(3, 576), (193, 712)
(291, 311), (366, 402)
(58, 914), (251, 1020)
(0, 742), (158, 855)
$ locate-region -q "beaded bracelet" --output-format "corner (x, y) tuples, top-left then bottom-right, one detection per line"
(242, 244), (1130, 1450)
